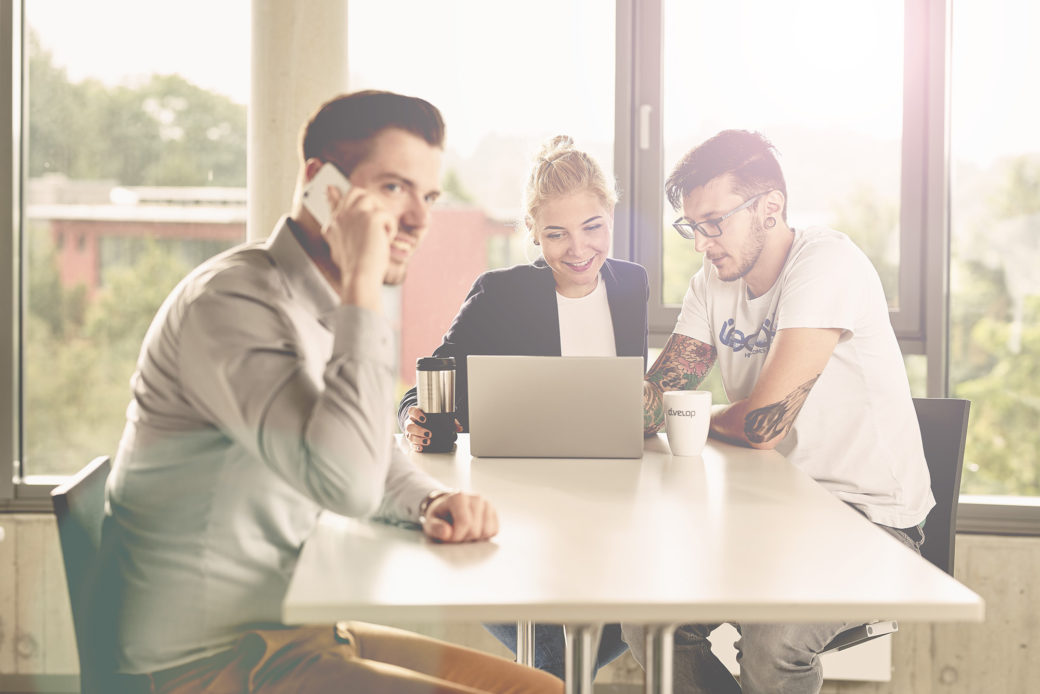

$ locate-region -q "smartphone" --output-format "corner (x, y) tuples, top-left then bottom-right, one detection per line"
(301, 162), (352, 227)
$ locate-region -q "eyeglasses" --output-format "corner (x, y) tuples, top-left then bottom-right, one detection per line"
(672, 191), (769, 240)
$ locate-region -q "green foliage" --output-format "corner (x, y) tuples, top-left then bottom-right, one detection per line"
(25, 237), (193, 475)
(662, 222), (700, 305)
(950, 154), (1040, 497)
(27, 30), (246, 186)
(442, 168), (475, 204)
(22, 33), (244, 474)
(830, 185), (899, 305)
(955, 295), (1040, 496)
(991, 156), (1040, 219)
(26, 221), (87, 336)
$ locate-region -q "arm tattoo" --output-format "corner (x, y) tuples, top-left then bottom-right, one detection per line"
(643, 381), (665, 434)
(644, 335), (717, 435)
(743, 374), (819, 444)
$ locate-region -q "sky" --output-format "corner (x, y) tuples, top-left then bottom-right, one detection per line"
(26, 0), (1040, 167)
(27, 0), (250, 104)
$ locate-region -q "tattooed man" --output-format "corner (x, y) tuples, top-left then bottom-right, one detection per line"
(624, 130), (935, 694)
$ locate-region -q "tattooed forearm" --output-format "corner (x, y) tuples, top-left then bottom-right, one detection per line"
(744, 374), (819, 444)
(643, 334), (717, 435)
(643, 381), (665, 435)
(645, 335), (717, 391)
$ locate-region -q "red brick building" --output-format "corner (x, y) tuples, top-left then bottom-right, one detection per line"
(29, 179), (513, 388)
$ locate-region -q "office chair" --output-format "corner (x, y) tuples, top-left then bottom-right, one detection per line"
(52, 456), (148, 694)
(821, 398), (971, 653)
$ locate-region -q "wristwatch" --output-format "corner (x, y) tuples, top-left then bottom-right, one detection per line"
(418, 489), (455, 525)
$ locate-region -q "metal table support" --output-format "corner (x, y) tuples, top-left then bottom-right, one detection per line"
(644, 624), (676, 694)
(563, 623), (603, 694)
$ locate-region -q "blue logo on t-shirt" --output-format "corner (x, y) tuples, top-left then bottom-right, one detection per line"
(719, 317), (776, 357)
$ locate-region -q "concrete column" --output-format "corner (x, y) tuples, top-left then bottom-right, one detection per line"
(248, 0), (349, 241)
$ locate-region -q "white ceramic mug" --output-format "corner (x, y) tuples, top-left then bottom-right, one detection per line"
(663, 390), (713, 456)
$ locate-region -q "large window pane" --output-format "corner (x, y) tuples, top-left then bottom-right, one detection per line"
(347, 0), (615, 392)
(661, 0), (904, 309)
(950, 0), (1040, 498)
(23, 1), (249, 476)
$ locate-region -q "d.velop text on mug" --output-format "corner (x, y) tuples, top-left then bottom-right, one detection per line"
(663, 390), (712, 457)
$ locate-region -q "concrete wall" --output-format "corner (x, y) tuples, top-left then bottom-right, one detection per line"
(1, 519), (1036, 693)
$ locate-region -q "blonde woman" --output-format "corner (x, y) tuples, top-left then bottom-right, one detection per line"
(397, 136), (648, 680)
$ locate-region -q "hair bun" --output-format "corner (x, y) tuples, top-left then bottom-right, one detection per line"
(537, 135), (575, 161)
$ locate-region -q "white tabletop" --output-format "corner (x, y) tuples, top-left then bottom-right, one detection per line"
(283, 434), (984, 627)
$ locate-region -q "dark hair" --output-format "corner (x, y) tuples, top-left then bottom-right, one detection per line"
(299, 90), (445, 174)
(665, 130), (787, 221)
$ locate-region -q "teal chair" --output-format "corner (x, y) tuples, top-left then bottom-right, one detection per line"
(52, 456), (148, 694)
(822, 397), (971, 653)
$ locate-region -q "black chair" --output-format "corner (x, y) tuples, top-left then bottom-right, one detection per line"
(913, 398), (971, 575)
(52, 456), (148, 694)
(821, 397), (971, 653)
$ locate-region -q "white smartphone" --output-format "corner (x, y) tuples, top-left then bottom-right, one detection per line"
(301, 162), (352, 227)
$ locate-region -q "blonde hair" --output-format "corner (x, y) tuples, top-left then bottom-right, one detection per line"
(521, 136), (618, 236)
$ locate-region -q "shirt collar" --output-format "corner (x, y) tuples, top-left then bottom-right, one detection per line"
(265, 216), (340, 320)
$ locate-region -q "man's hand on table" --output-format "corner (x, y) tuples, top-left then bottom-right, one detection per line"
(421, 491), (499, 543)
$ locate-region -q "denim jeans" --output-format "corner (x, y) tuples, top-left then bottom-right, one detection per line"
(620, 521), (925, 694)
(483, 622), (629, 680)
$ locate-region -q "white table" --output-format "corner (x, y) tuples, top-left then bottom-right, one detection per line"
(283, 434), (984, 693)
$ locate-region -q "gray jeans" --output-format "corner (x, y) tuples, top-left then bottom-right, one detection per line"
(620, 521), (925, 694)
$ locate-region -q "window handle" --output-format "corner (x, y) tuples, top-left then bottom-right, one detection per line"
(639, 104), (653, 151)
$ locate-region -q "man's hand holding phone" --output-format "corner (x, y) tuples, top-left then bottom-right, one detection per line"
(303, 162), (393, 310)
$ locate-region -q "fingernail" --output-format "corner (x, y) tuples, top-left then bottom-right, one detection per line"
(419, 415), (426, 423)
(423, 438), (430, 446)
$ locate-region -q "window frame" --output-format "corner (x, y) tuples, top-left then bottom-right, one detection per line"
(617, 0), (1040, 535)
(1, 0), (23, 508)
(626, 0), (927, 348)
(4, 0), (1040, 533)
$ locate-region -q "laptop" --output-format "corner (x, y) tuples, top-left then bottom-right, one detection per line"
(467, 355), (644, 458)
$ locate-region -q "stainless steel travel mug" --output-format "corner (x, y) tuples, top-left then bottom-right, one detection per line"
(416, 356), (457, 453)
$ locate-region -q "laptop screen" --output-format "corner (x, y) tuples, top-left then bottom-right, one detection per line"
(467, 355), (644, 458)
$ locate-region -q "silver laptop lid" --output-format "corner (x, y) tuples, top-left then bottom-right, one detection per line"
(467, 355), (644, 458)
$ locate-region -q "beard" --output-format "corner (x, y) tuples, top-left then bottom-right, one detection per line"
(382, 258), (408, 286)
(717, 216), (767, 282)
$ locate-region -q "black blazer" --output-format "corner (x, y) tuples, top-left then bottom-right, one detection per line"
(398, 257), (649, 432)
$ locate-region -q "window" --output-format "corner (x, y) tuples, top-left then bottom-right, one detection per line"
(949, 0), (1040, 503)
(628, 0), (919, 340)
(622, 0), (1038, 532)
(10, 0), (249, 486)
(346, 0), (615, 396)
(3, 1), (1037, 532)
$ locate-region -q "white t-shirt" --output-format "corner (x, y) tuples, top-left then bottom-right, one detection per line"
(557, 276), (617, 357)
(674, 226), (934, 528)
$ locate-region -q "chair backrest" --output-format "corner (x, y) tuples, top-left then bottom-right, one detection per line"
(913, 398), (971, 575)
(52, 456), (145, 694)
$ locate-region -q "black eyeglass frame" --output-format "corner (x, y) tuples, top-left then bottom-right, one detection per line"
(672, 191), (770, 240)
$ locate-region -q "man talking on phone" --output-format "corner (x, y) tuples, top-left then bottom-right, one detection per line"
(104, 91), (560, 694)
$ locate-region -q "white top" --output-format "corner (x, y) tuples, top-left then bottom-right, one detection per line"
(675, 226), (934, 528)
(556, 275), (617, 357)
(283, 435), (984, 626)
(106, 217), (442, 674)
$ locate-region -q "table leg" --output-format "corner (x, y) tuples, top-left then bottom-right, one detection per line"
(644, 624), (676, 694)
(516, 620), (535, 666)
(563, 623), (602, 694)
